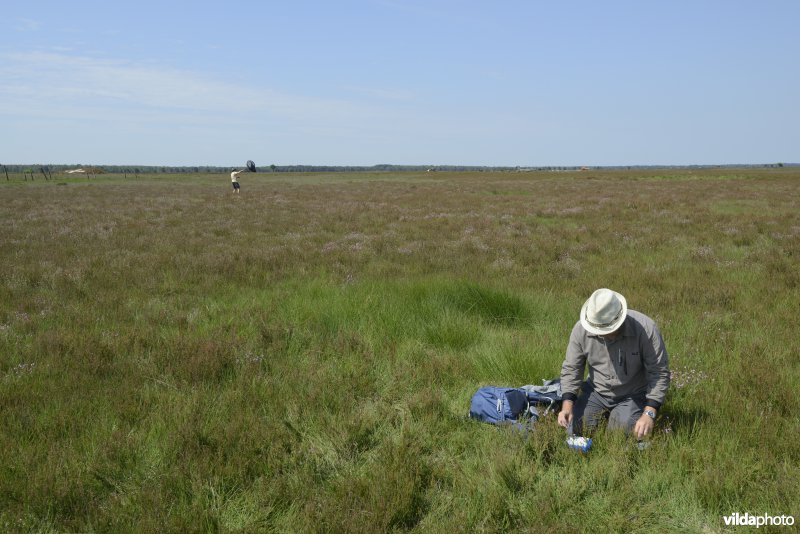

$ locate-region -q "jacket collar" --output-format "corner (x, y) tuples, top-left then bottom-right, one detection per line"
(587, 315), (634, 339)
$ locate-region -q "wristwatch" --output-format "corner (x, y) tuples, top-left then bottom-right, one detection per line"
(644, 409), (656, 419)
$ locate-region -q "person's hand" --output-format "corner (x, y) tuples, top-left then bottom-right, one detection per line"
(558, 400), (573, 428)
(633, 414), (655, 439)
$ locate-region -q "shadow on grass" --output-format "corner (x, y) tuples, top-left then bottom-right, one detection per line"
(433, 280), (530, 326)
(659, 404), (709, 439)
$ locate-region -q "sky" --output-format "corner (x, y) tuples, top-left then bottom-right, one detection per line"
(1, 1), (798, 167)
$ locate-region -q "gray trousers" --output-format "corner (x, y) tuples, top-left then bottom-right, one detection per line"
(568, 382), (646, 436)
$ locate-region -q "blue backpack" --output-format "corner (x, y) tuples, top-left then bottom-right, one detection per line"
(469, 387), (531, 425)
(469, 380), (563, 427)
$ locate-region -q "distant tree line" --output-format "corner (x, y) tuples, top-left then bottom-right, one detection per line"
(1, 162), (796, 177)
(1, 164), (521, 174)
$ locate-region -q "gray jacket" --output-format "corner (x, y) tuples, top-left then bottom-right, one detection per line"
(560, 309), (670, 408)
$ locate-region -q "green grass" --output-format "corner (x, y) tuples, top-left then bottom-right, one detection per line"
(1, 168), (799, 532)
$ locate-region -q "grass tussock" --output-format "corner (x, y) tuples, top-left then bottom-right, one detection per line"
(1, 168), (799, 531)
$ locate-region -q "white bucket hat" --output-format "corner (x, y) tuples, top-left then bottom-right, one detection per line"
(580, 288), (627, 335)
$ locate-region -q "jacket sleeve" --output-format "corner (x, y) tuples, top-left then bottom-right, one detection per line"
(560, 322), (587, 402)
(641, 324), (670, 408)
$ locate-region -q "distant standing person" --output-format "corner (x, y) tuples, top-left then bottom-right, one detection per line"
(557, 288), (671, 440)
(230, 168), (243, 193)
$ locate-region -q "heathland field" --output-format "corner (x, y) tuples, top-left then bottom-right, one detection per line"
(1, 168), (798, 532)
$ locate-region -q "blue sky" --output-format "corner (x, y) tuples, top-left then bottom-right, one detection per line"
(2, 1), (798, 167)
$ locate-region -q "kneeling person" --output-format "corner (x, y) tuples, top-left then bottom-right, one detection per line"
(557, 288), (670, 440)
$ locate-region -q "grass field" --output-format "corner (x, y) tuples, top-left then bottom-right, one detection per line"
(1, 168), (799, 532)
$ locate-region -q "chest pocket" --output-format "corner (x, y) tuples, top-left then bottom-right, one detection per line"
(625, 350), (642, 376)
(613, 348), (643, 376)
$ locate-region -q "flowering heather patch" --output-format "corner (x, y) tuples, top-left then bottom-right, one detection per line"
(670, 367), (709, 389)
(9, 362), (36, 376)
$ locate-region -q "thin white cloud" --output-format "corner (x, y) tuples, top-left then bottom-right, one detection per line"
(15, 18), (41, 31)
(0, 49), (488, 165)
(341, 85), (416, 101)
(0, 51), (386, 124)
(372, 0), (445, 19)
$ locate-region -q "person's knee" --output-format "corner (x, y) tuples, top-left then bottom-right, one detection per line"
(571, 390), (607, 435)
(572, 409), (605, 435)
(608, 403), (643, 434)
(585, 410), (607, 434)
(607, 413), (634, 433)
